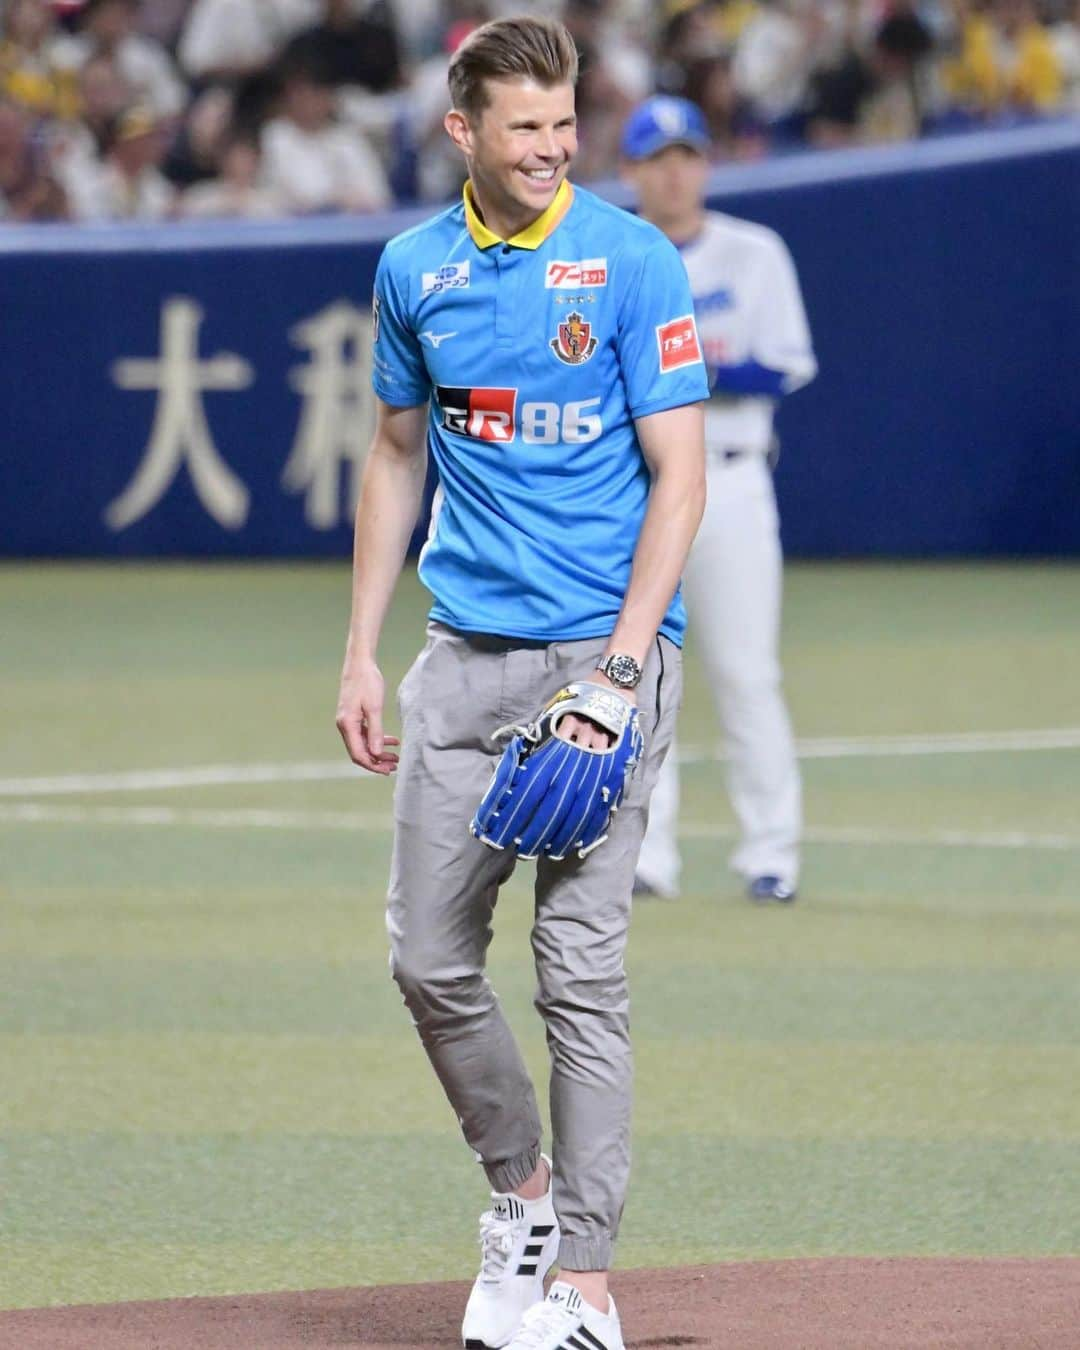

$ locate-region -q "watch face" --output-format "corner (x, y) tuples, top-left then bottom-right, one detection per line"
(605, 654), (642, 688)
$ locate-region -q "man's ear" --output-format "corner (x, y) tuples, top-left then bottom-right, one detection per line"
(444, 108), (473, 155)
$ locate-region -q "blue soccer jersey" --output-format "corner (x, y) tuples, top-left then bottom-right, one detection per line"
(371, 180), (709, 644)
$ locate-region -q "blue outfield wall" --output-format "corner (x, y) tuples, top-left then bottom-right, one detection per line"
(1, 121), (1078, 558)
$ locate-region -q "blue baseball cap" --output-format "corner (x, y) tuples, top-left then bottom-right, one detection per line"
(620, 96), (710, 161)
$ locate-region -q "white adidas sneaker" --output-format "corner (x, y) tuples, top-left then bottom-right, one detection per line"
(503, 1281), (625, 1350)
(461, 1158), (560, 1349)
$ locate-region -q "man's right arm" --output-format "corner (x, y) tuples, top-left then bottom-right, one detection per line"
(336, 397), (429, 773)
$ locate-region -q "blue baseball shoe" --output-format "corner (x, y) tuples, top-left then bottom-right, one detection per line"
(748, 875), (797, 903)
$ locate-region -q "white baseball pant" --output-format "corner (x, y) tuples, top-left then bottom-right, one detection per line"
(637, 453), (800, 895)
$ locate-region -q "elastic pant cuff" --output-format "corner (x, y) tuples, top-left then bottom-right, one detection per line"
(484, 1142), (542, 1195)
(558, 1234), (614, 1271)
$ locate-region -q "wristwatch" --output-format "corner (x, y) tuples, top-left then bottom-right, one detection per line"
(596, 652), (643, 690)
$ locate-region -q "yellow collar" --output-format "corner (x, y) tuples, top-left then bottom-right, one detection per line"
(463, 179), (573, 251)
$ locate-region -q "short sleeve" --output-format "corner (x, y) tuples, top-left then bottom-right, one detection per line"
(616, 237), (710, 419)
(371, 247), (431, 408)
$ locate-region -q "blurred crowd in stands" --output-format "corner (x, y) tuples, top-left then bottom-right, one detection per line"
(1, 0), (1078, 224)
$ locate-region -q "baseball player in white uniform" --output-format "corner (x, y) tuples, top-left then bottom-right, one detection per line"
(621, 95), (817, 903)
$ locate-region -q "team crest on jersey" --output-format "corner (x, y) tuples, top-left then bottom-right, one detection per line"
(550, 311), (598, 366)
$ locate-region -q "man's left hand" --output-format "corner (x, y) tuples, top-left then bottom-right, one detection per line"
(555, 675), (637, 749)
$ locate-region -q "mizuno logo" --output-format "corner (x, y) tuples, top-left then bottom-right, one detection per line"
(421, 330), (457, 348)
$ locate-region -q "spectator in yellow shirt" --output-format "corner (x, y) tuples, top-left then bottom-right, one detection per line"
(943, 0), (1063, 113)
(0, 0), (80, 122)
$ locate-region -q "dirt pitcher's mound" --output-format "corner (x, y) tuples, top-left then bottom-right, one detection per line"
(3, 1258), (1079, 1349)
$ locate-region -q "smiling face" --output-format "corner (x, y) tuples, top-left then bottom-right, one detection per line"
(445, 77), (577, 238)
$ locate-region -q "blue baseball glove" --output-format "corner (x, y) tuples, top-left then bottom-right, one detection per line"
(470, 682), (644, 862)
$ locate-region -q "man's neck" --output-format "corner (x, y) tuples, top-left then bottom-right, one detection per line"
(645, 208), (705, 248)
(468, 180), (541, 243)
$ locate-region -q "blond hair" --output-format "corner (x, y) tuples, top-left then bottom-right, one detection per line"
(448, 16), (579, 119)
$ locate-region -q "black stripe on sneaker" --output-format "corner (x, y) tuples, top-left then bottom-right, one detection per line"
(523, 1243), (543, 1257)
(531, 1223), (555, 1236)
(575, 1328), (609, 1350)
(516, 1263), (537, 1275)
(566, 1336), (596, 1350)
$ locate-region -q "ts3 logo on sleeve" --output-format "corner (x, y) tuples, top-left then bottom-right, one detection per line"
(436, 387), (602, 446)
(656, 314), (703, 372)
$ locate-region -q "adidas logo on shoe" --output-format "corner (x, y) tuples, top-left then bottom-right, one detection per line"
(485, 1196), (556, 1277)
(547, 1285), (580, 1308)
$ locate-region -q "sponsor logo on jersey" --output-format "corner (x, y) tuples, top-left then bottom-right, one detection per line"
(420, 330), (457, 348)
(434, 390), (604, 445)
(421, 261), (470, 297)
(550, 311), (598, 366)
(436, 385), (517, 442)
(656, 314), (703, 372)
(545, 258), (608, 289)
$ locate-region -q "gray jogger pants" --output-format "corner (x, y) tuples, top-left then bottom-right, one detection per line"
(386, 622), (681, 1272)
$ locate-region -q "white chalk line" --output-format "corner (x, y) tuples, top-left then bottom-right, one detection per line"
(1, 801), (1077, 852)
(687, 821), (1080, 852)
(0, 802), (392, 831)
(761, 727), (1080, 760)
(0, 760), (366, 797)
(2, 727), (1079, 799)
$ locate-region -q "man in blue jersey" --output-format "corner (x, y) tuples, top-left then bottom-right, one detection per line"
(336, 18), (708, 1350)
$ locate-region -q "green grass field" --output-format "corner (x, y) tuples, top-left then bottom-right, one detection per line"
(2, 561), (1079, 1311)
